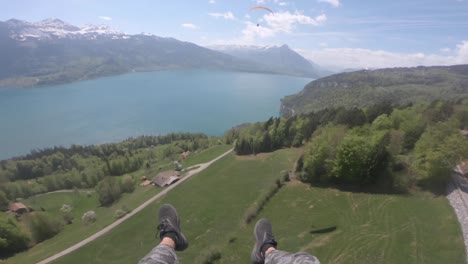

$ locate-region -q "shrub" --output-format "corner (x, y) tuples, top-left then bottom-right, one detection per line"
(0, 191), (9, 211)
(244, 178), (284, 224)
(120, 175), (135, 193)
(96, 177), (121, 206)
(114, 206), (131, 219)
(60, 204), (73, 224)
(0, 218), (30, 257)
(82, 211), (97, 225)
(114, 209), (127, 219)
(26, 212), (63, 243)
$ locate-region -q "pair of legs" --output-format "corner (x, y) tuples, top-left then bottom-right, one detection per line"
(138, 204), (320, 264)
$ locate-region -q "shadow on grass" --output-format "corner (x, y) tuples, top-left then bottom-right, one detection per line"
(310, 226), (337, 234)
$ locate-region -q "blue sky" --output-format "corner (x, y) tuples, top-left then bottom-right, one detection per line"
(2, 0), (468, 69)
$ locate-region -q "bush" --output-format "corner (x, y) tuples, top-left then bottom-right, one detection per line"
(114, 209), (127, 219)
(114, 206), (131, 219)
(0, 191), (9, 211)
(96, 177), (122, 206)
(120, 175), (135, 193)
(0, 218), (30, 257)
(26, 212), (63, 243)
(244, 178), (284, 224)
(82, 211), (97, 225)
(60, 204), (73, 224)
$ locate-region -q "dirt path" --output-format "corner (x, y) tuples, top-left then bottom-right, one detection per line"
(36, 148), (233, 264)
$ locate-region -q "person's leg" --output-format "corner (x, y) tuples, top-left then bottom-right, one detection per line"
(138, 204), (189, 264)
(251, 218), (320, 264)
(138, 243), (178, 264)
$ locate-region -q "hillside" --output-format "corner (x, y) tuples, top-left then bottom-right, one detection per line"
(0, 19), (280, 88)
(208, 44), (329, 78)
(35, 149), (466, 264)
(280, 65), (468, 115)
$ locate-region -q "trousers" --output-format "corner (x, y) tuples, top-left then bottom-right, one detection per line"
(138, 244), (320, 264)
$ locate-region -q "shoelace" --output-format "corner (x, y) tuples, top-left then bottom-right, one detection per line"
(156, 218), (170, 238)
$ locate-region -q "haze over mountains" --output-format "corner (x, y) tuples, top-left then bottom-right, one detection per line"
(207, 44), (331, 78)
(0, 18), (324, 87)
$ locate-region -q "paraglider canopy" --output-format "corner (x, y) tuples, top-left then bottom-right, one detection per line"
(249, 6), (274, 14)
(249, 6), (274, 27)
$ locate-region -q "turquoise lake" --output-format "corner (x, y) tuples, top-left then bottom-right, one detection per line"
(0, 70), (311, 160)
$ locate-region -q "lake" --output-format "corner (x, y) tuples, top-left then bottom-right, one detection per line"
(0, 70), (311, 160)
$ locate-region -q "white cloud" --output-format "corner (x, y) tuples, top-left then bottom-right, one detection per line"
(98, 16), (112, 21)
(209, 0), (216, 3)
(242, 22), (276, 43)
(295, 40), (468, 69)
(278, 1), (289, 6)
(239, 11), (327, 44)
(181, 23), (199, 29)
(318, 0), (341, 7)
(209, 11), (235, 20)
(263, 12), (326, 33)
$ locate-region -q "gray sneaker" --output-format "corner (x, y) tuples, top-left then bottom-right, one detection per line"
(251, 219), (278, 264)
(157, 204), (188, 251)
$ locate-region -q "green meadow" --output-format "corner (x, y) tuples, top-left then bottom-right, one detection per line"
(4, 145), (231, 264)
(47, 148), (465, 264)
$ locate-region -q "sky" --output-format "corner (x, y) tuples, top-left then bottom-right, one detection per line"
(2, 0), (468, 70)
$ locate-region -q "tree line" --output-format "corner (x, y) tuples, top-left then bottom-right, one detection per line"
(227, 100), (468, 191)
(0, 133), (217, 202)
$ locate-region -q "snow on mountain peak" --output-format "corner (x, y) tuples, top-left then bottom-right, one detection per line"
(5, 18), (127, 41)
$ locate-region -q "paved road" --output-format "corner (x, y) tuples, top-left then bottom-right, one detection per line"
(36, 148), (233, 264)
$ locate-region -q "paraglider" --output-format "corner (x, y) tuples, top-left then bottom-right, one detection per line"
(249, 6), (274, 14)
(249, 6), (274, 27)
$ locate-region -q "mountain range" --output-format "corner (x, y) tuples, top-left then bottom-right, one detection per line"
(207, 44), (329, 78)
(280, 65), (468, 115)
(0, 18), (324, 87)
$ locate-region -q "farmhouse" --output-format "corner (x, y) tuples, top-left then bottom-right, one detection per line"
(151, 171), (180, 187)
(8, 202), (28, 215)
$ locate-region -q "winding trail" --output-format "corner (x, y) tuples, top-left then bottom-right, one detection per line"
(36, 148), (233, 264)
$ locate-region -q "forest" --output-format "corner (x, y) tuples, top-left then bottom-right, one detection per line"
(226, 100), (468, 192)
(0, 133), (218, 203)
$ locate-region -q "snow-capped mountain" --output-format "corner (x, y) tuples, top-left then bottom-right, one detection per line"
(0, 18), (286, 87)
(5, 18), (128, 41)
(208, 44), (330, 78)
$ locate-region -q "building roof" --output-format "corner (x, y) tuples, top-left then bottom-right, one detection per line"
(151, 171), (180, 187)
(9, 202), (27, 212)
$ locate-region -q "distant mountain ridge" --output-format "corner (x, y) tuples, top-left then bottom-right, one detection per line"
(208, 44), (328, 78)
(5, 18), (127, 41)
(280, 65), (468, 116)
(0, 18), (299, 87)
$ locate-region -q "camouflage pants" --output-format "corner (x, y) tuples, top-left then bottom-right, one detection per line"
(138, 245), (320, 264)
(266, 250), (320, 264)
(138, 245), (179, 264)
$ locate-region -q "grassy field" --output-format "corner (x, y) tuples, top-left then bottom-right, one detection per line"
(181, 144), (232, 168)
(6, 185), (161, 264)
(4, 145), (231, 264)
(48, 148), (465, 264)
